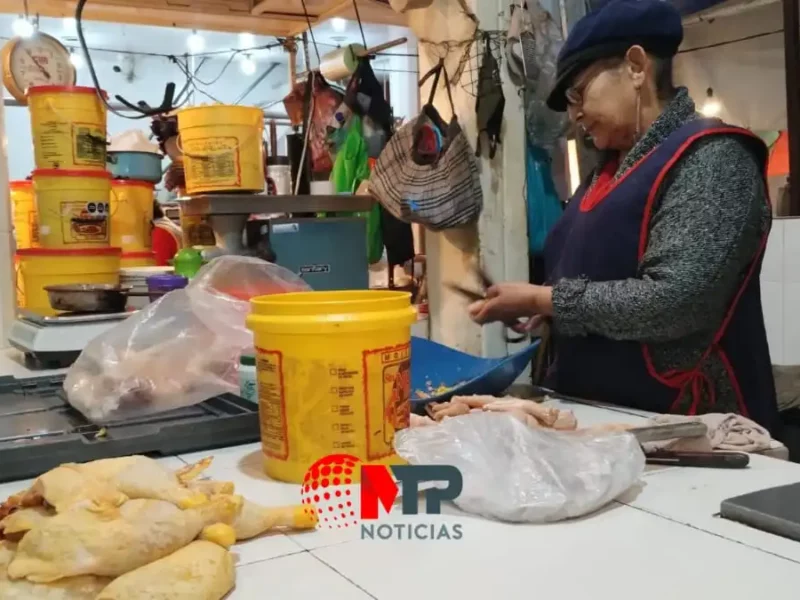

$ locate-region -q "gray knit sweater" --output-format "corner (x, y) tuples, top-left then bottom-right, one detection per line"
(551, 88), (771, 414)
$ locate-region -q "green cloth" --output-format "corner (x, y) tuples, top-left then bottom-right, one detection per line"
(329, 115), (383, 264)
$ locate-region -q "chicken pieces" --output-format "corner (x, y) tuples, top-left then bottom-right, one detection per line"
(7, 495), (242, 582)
(95, 541), (234, 600)
(423, 395), (578, 431)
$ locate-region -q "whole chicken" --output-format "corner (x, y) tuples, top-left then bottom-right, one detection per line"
(8, 495), (242, 582)
(95, 541), (234, 600)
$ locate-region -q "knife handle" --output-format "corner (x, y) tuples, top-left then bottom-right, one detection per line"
(646, 451), (750, 469)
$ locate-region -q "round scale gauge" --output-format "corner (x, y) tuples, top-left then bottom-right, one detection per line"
(1, 32), (76, 104)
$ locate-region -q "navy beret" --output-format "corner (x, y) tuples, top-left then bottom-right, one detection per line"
(546, 0), (683, 112)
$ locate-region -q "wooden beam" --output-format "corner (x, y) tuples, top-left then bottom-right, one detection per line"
(784, 0), (800, 215)
(251, 0), (325, 17)
(0, 0), (306, 36)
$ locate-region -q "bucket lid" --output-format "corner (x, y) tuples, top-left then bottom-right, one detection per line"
(250, 290), (412, 317)
(33, 169), (112, 180)
(146, 274), (188, 287)
(17, 247), (122, 257)
(112, 179), (156, 189)
(27, 85), (108, 98)
(9, 180), (32, 189)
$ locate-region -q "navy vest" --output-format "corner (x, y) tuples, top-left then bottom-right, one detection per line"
(544, 118), (778, 432)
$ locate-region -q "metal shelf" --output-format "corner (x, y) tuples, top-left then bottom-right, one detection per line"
(177, 194), (374, 216)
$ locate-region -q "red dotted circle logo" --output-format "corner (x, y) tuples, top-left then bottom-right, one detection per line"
(300, 454), (362, 529)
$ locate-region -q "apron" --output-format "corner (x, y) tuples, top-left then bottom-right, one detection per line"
(543, 118), (778, 432)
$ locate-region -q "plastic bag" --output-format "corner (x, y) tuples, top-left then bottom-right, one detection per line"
(526, 142), (563, 254)
(64, 256), (310, 424)
(394, 412), (645, 523)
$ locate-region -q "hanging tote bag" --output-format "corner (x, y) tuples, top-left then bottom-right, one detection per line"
(370, 61), (483, 231)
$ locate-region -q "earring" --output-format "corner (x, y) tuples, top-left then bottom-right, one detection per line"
(634, 87), (642, 140)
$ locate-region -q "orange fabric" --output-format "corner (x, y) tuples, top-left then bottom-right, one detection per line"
(768, 130), (790, 177)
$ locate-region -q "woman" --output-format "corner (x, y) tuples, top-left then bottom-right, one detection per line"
(469, 0), (779, 433)
(151, 201), (183, 267)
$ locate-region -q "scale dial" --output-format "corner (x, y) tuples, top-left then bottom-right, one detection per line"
(1, 32), (76, 104)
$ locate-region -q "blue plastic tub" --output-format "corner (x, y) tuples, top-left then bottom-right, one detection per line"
(108, 151), (164, 183)
(410, 336), (540, 414)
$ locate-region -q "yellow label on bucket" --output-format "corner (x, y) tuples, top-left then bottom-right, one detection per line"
(29, 214), (39, 245)
(183, 137), (241, 189)
(60, 201), (109, 244)
(257, 350), (288, 460)
(365, 343), (411, 460)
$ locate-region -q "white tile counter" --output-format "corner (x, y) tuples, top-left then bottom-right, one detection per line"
(1, 352), (800, 598)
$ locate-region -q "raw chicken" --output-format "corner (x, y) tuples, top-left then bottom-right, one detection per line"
(77, 456), (210, 508)
(7, 495), (242, 582)
(423, 395), (578, 431)
(187, 480), (236, 497)
(26, 464), (127, 513)
(410, 413), (436, 427)
(0, 506), (53, 540)
(0, 541), (110, 599)
(232, 501), (318, 540)
(95, 540), (234, 600)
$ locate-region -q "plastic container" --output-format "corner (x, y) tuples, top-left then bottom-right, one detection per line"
(266, 157), (291, 195)
(121, 265), (172, 309)
(16, 247), (121, 316)
(27, 85), (108, 171)
(239, 352), (258, 403)
(33, 169), (111, 248)
(107, 151), (163, 182)
(177, 105), (265, 195)
(121, 251), (157, 268)
(10, 180), (38, 249)
(146, 273), (188, 301)
(172, 248), (204, 278)
(246, 290), (417, 483)
(110, 179), (155, 252)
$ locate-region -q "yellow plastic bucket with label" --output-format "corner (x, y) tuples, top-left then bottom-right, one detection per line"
(177, 105), (265, 195)
(33, 169), (111, 249)
(246, 290), (417, 483)
(10, 180), (39, 249)
(17, 247), (121, 316)
(110, 180), (154, 252)
(121, 251), (157, 268)
(27, 86), (108, 171)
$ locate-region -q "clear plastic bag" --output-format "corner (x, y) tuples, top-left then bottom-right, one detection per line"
(394, 412), (645, 523)
(64, 256), (310, 424)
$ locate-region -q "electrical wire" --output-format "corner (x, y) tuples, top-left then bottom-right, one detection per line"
(352, 0), (368, 48)
(299, 0), (320, 67)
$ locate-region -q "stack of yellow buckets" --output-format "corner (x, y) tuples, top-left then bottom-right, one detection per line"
(16, 85), (120, 316)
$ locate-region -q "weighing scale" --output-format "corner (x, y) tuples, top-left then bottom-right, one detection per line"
(8, 310), (130, 370)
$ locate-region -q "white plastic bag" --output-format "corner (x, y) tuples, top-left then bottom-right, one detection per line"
(394, 412), (645, 523)
(64, 256), (310, 423)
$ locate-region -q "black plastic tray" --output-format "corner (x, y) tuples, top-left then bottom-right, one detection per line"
(0, 375), (260, 483)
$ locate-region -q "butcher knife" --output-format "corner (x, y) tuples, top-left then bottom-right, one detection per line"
(627, 421), (708, 444)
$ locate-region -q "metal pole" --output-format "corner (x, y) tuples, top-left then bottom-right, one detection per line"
(782, 0), (800, 215)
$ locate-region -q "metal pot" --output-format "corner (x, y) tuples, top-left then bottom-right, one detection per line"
(44, 284), (153, 314)
(107, 151), (164, 183)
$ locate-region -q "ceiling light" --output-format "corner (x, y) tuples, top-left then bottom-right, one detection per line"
(187, 30), (205, 54)
(331, 17), (347, 33)
(239, 32), (255, 48)
(240, 54), (256, 76)
(701, 87), (721, 117)
(62, 17), (76, 33)
(69, 49), (84, 69)
(12, 17), (34, 39)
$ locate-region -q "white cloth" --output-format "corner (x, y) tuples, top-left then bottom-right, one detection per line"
(643, 413), (773, 454)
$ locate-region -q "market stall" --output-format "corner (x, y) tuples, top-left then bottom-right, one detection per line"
(0, 0), (797, 598)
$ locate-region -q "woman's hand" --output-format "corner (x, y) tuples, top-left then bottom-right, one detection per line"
(468, 283), (553, 326)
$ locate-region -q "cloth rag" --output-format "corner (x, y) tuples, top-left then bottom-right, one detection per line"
(643, 413), (773, 453)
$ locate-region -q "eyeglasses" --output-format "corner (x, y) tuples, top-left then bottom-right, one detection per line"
(564, 60), (621, 107)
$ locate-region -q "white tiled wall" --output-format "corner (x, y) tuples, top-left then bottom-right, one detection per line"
(760, 219), (800, 366)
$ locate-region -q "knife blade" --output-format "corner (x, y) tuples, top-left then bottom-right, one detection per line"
(627, 422), (708, 444)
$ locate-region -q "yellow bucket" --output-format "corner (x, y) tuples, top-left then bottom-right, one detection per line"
(28, 86), (108, 171)
(14, 256), (25, 308)
(33, 169), (111, 248)
(16, 247), (121, 316)
(121, 251), (157, 268)
(177, 105), (265, 195)
(179, 212), (216, 248)
(10, 180), (39, 250)
(110, 180), (154, 252)
(246, 290), (417, 483)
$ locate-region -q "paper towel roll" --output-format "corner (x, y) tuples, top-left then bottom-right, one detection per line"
(319, 44), (366, 82)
